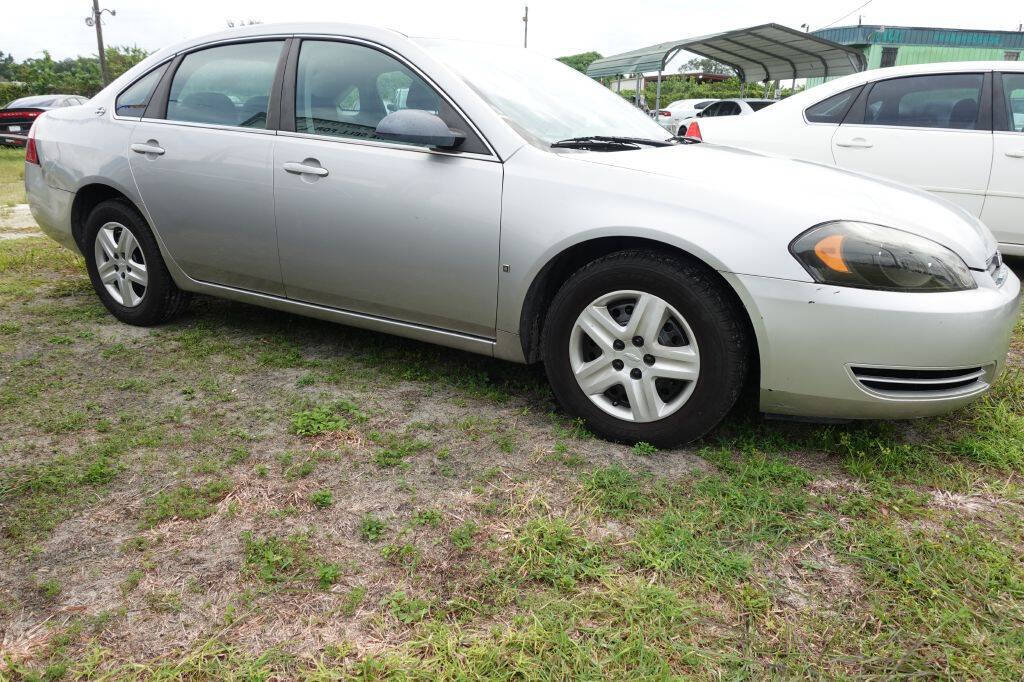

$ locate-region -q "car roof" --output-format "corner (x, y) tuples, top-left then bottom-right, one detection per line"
(144, 22), (407, 63)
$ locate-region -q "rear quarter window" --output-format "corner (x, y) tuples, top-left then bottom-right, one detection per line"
(116, 63), (169, 117)
(804, 86), (862, 123)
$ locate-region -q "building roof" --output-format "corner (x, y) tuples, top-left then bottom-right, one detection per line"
(812, 25), (1024, 50)
(586, 23), (866, 82)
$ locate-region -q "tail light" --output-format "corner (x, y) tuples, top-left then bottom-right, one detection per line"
(25, 124), (40, 165)
(658, 110), (671, 117)
(0, 110), (40, 119)
(684, 121), (702, 140)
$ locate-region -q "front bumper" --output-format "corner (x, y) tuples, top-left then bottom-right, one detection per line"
(726, 270), (1021, 419)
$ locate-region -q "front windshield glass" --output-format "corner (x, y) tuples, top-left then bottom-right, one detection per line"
(418, 38), (671, 148)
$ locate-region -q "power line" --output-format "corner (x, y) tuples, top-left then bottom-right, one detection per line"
(818, 0), (875, 30)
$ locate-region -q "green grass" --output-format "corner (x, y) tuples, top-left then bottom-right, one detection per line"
(140, 479), (233, 528)
(4, 229), (1024, 679)
(0, 147), (26, 206)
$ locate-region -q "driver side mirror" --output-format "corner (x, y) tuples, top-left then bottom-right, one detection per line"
(375, 109), (466, 150)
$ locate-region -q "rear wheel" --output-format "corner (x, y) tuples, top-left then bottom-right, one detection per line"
(84, 200), (190, 326)
(542, 250), (750, 447)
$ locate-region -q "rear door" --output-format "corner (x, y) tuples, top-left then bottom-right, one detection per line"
(272, 38), (502, 337)
(832, 72), (993, 216)
(128, 39), (287, 295)
(982, 72), (1024, 246)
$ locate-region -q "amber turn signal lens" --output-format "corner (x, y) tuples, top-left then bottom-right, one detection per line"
(813, 234), (849, 273)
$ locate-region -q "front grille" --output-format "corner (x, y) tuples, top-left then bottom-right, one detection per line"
(850, 365), (990, 399)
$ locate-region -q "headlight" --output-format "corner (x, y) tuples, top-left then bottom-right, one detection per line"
(789, 221), (976, 292)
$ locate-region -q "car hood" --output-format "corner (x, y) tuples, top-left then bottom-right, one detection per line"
(571, 143), (996, 269)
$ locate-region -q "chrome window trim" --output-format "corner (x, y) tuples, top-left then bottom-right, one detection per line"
(131, 117), (278, 136)
(275, 128), (499, 162)
(289, 33), (499, 159)
(837, 123), (991, 135)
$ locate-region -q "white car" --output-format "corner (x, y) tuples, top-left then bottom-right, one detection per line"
(693, 98), (776, 121)
(684, 62), (1024, 255)
(655, 98), (717, 136)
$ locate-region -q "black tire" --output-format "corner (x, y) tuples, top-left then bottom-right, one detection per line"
(83, 199), (191, 326)
(542, 249), (750, 447)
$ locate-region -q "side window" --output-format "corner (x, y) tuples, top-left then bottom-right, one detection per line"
(720, 102), (742, 116)
(1001, 73), (1024, 132)
(294, 40), (441, 143)
(805, 86), (861, 123)
(701, 103), (720, 117)
(863, 74), (983, 130)
(167, 41), (283, 128)
(116, 64), (168, 117)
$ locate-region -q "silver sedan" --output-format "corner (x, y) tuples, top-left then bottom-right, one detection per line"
(25, 23), (1020, 446)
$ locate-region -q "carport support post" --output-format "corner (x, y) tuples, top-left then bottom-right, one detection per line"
(655, 68), (663, 115)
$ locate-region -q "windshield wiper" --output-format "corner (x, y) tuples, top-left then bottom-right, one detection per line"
(551, 135), (674, 151)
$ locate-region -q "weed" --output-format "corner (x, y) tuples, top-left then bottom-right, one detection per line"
(38, 578), (62, 599)
(632, 441), (657, 456)
(359, 515), (387, 542)
(307, 489), (332, 509)
(141, 479), (232, 528)
(411, 509), (442, 527)
(316, 562), (343, 589)
(385, 590), (431, 624)
(291, 406), (347, 436)
(450, 521), (478, 551)
(341, 586), (367, 616)
(374, 434), (429, 468)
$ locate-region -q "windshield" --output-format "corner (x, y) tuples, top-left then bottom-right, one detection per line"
(418, 39), (671, 148)
(5, 95), (60, 109)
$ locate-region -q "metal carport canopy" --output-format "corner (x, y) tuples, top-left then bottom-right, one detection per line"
(586, 23), (866, 83)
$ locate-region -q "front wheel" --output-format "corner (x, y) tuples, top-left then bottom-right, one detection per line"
(542, 250), (750, 447)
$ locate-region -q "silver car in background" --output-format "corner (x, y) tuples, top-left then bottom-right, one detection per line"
(25, 23), (1020, 446)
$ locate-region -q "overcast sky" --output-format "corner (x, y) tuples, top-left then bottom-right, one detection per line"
(3, 0), (1022, 67)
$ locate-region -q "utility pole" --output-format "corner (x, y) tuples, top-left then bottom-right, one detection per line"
(522, 5), (528, 48)
(86, 0), (116, 86)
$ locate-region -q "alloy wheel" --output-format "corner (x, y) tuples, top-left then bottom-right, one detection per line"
(94, 221), (148, 307)
(568, 290), (700, 422)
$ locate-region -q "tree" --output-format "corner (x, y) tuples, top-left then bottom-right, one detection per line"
(0, 51), (16, 82)
(0, 45), (148, 104)
(556, 51), (603, 73)
(678, 56), (733, 76)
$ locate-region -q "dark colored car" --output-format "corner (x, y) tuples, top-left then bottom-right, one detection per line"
(1, 94), (88, 147)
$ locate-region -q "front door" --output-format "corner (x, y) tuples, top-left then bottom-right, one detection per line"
(982, 72), (1024, 246)
(832, 72), (993, 217)
(128, 40), (286, 294)
(273, 39), (502, 337)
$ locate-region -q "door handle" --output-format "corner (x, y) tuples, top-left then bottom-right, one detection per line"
(283, 161), (329, 177)
(130, 142), (165, 156)
(835, 139), (873, 149)
(1006, 151), (1024, 159)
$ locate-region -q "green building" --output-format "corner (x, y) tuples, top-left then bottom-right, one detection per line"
(806, 25), (1024, 86)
